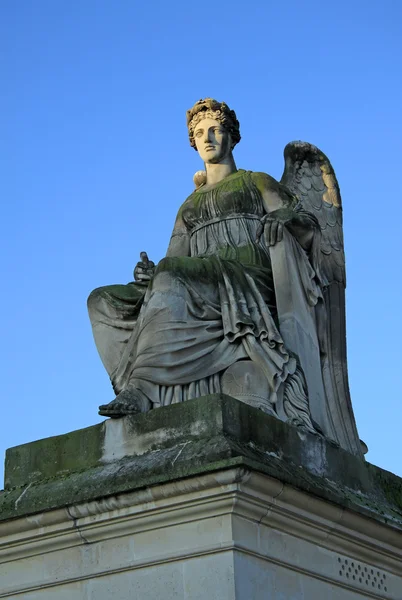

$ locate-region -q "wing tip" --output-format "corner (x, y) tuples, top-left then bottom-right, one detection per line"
(284, 140), (329, 164)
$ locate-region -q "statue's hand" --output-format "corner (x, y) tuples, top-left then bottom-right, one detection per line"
(134, 251), (155, 284)
(256, 210), (293, 247)
(262, 217), (284, 247)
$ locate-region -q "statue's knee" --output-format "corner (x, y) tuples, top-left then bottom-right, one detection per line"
(155, 257), (173, 274)
(153, 258), (184, 291)
(155, 256), (189, 280)
(87, 286), (109, 311)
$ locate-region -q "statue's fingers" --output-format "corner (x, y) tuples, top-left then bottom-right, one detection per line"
(255, 222), (264, 243)
(277, 222), (284, 242)
(270, 220), (279, 246)
(263, 221), (272, 246)
(134, 268), (147, 281)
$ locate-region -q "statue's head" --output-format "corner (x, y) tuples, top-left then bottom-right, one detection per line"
(186, 98), (241, 164)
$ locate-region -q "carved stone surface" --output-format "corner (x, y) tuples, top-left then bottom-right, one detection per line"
(1, 396), (401, 599)
(221, 360), (274, 414)
(2, 466), (402, 599)
(2, 396), (401, 526)
(88, 98), (362, 455)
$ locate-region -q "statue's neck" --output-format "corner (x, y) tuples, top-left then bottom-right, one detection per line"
(205, 155), (237, 186)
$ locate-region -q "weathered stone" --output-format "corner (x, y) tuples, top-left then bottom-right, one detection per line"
(87, 98), (362, 457)
(2, 395), (401, 527)
(4, 421), (104, 490)
(2, 465), (401, 599)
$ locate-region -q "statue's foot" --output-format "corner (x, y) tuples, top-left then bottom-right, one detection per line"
(99, 387), (151, 418)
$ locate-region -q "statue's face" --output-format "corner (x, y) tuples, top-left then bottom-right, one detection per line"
(194, 118), (232, 164)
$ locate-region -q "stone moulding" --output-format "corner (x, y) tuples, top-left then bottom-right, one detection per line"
(0, 468), (401, 598)
(0, 395), (402, 598)
(2, 395), (401, 528)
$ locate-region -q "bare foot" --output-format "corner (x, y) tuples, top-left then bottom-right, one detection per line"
(99, 387), (151, 418)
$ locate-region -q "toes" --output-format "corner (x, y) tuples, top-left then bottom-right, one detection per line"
(98, 399), (140, 417)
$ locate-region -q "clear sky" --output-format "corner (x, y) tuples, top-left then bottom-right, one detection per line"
(1, 1), (401, 486)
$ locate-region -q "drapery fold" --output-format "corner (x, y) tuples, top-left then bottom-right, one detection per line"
(88, 170), (312, 409)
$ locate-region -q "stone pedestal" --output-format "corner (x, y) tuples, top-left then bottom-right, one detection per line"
(1, 395), (401, 599)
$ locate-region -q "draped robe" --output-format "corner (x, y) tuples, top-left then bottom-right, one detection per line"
(88, 170), (321, 413)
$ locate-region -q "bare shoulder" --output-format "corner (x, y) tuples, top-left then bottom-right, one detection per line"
(250, 171), (295, 211)
(250, 171), (279, 192)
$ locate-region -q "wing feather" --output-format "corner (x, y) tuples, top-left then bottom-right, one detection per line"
(281, 141), (345, 286)
(280, 140), (362, 455)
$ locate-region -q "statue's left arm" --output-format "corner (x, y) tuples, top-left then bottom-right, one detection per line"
(253, 172), (318, 251)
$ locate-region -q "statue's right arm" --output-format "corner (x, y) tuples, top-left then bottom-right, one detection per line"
(166, 213), (190, 258)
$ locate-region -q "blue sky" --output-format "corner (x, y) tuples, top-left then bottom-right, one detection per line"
(1, 1), (401, 485)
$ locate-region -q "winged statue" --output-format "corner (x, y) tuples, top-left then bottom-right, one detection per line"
(279, 142), (362, 454)
(88, 98), (363, 457)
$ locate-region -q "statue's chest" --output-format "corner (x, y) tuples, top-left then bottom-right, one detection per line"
(181, 176), (263, 230)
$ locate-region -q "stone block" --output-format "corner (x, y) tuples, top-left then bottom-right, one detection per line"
(1, 395), (402, 599)
(2, 395), (402, 529)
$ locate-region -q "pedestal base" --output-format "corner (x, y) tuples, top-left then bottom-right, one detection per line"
(1, 395), (401, 599)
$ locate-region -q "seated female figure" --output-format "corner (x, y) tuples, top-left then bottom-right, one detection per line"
(88, 98), (319, 432)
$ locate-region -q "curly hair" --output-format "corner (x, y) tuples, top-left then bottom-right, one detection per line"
(186, 98), (241, 150)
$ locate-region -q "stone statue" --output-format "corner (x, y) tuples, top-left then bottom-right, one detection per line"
(88, 98), (362, 456)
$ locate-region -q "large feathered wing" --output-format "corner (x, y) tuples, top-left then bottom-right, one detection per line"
(281, 141), (362, 456)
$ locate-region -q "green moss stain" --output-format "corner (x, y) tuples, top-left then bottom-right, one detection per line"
(154, 255), (222, 285)
(1, 395), (401, 530)
(5, 422), (105, 490)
